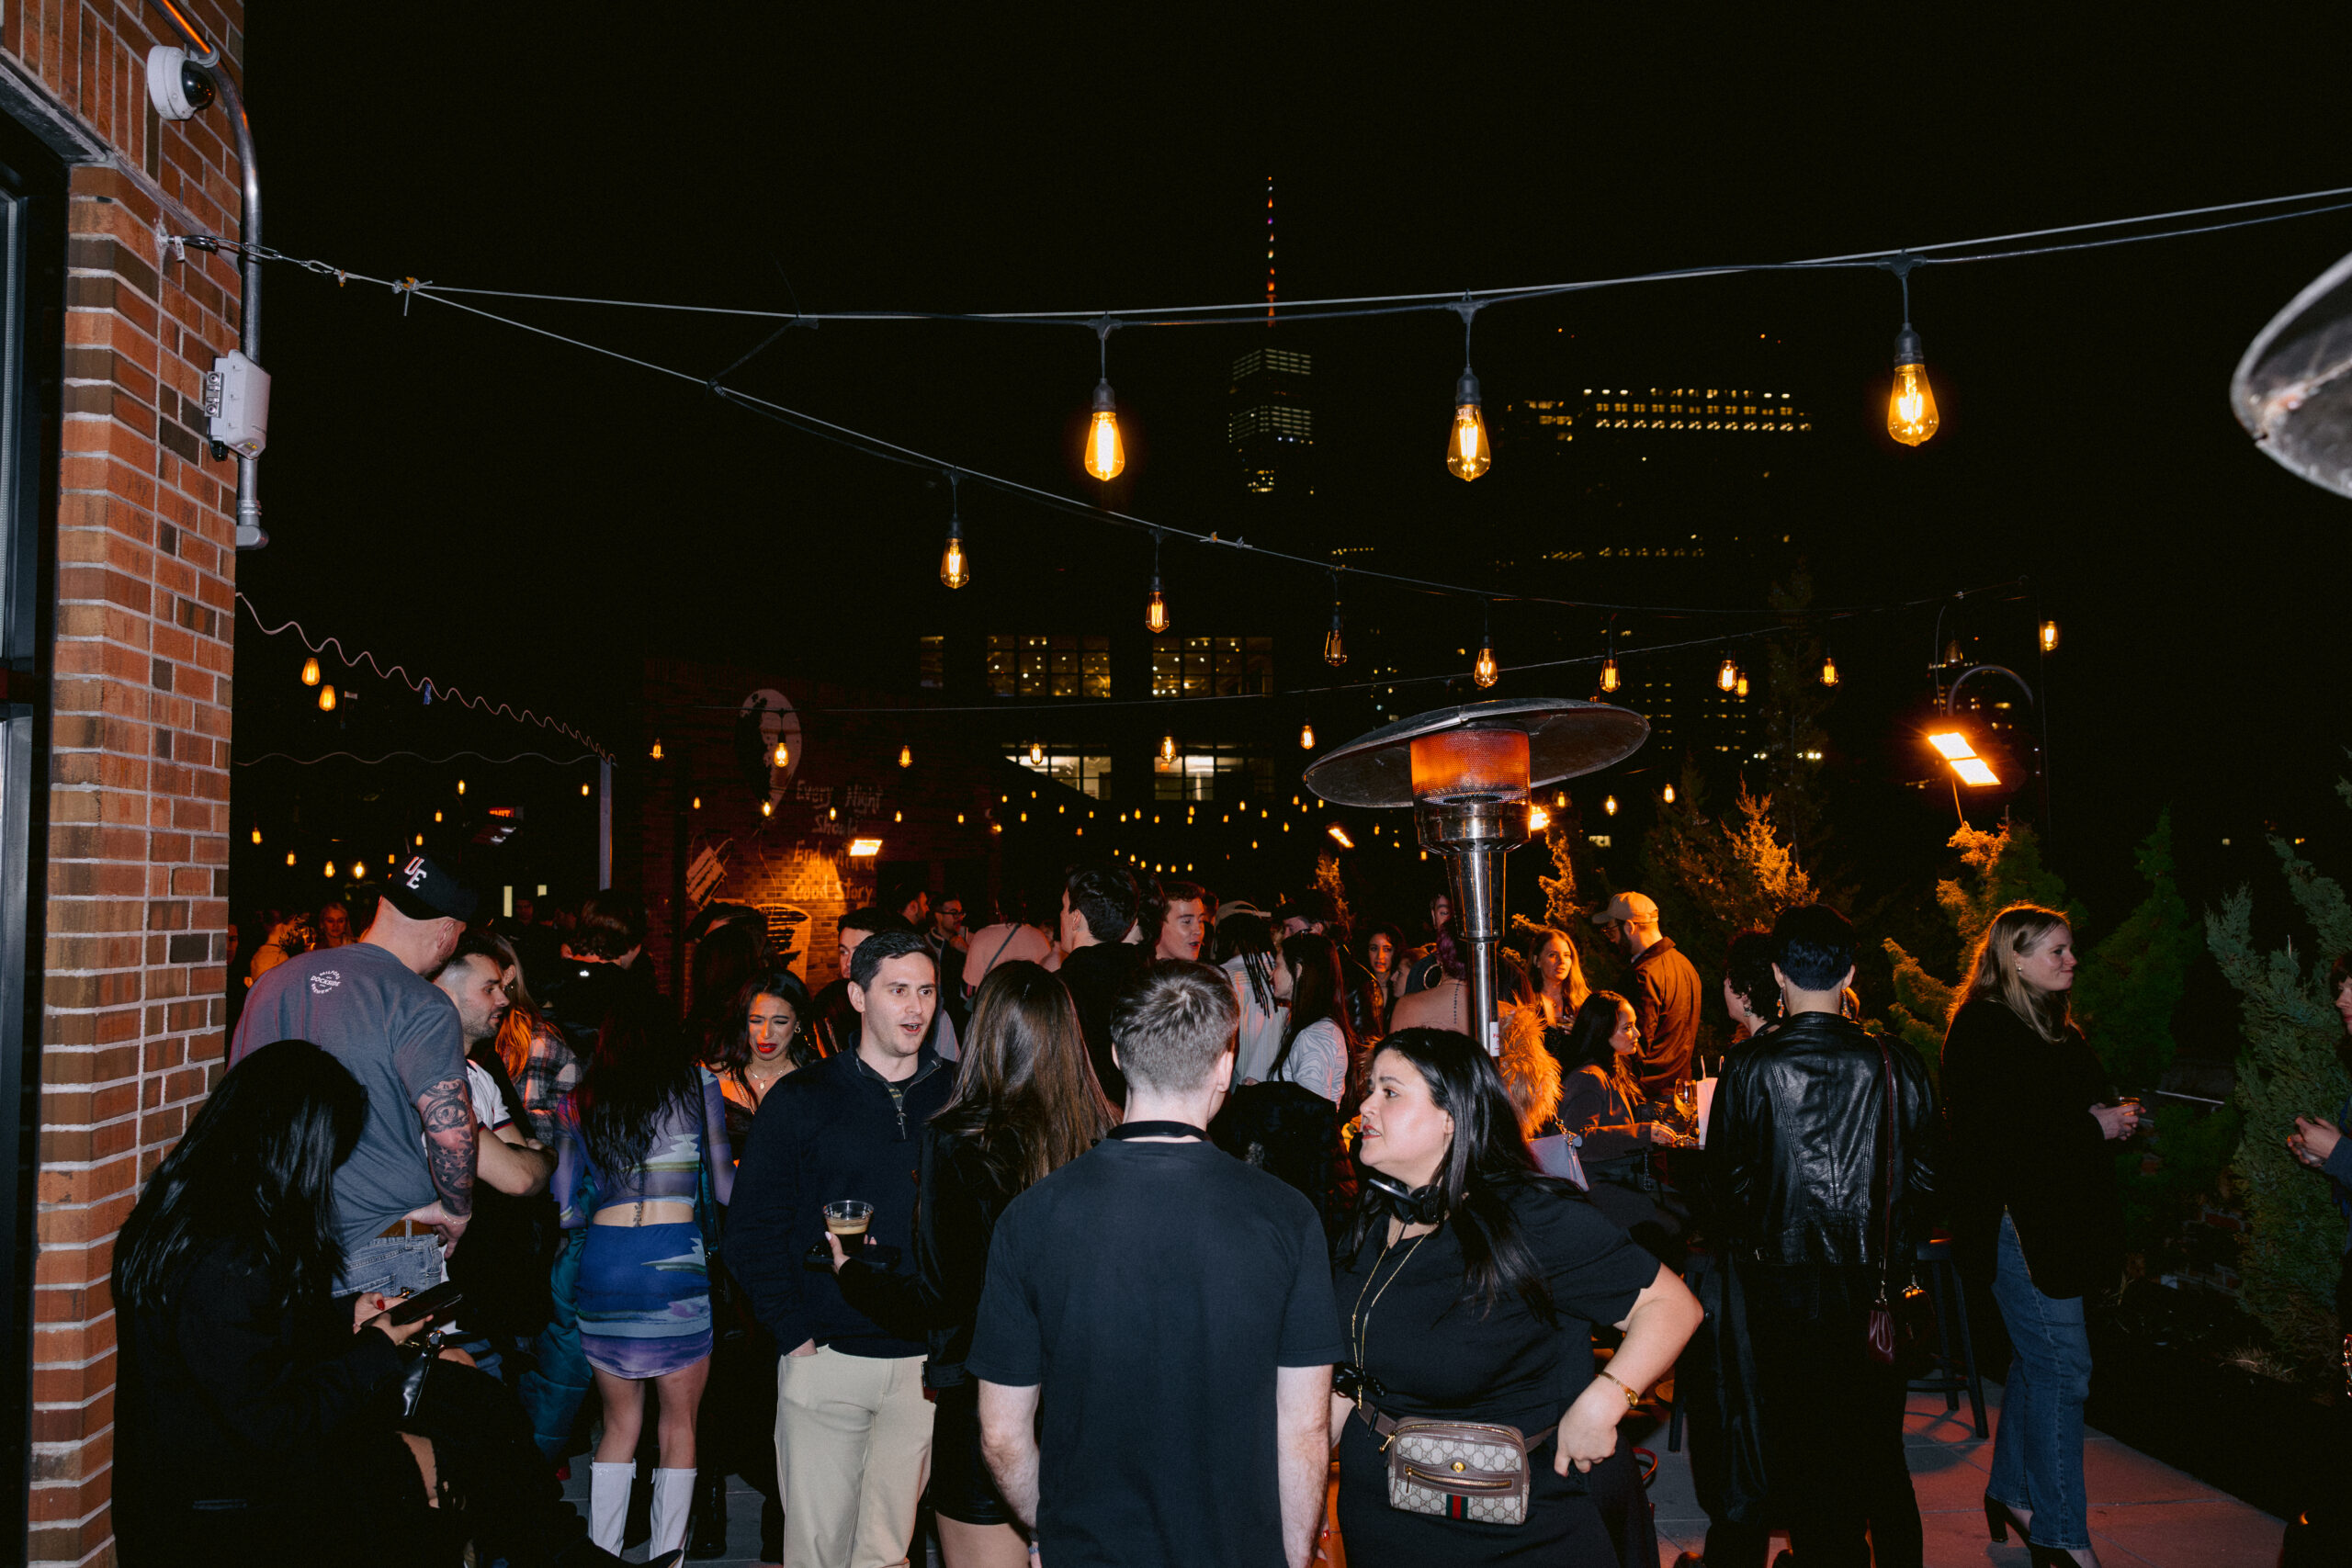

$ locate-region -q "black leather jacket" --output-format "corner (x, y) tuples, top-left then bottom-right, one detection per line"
(1711, 1011), (1938, 1269)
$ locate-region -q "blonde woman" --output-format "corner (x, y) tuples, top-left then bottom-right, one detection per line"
(1942, 905), (2147, 1568)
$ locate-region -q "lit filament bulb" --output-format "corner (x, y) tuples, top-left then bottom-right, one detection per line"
(1300, 722), (1316, 750)
(1146, 582), (1169, 635)
(1887, 327), (1939, 446)
(650, 739), (664, 761)
(323, 860), (337, 878)
(1323, 612), (1346, 668)
(317, 685), (337, 713)
(1473, 641), (1499, 688)
(1447, 369), (1490, 480)
(285, 851), (297, 866)
(899, 744), (912, 768)
(250, 826), (262, 845)
(1084, 380), (1125, 481)
(1599, 656), (1620, 694)
(456, 779), (466, 795)
(1028, 740), (1045, 766)
(1603, 795), (1618, 817)
(2040, 619), (2060, 653)
(300, 656), (321, 686)
(773, 739), (789, 768)
(1821, 653), (1840, 687)
(1160, 734), (1176, 763)
(1663, 784), (1677, 805)
(761, 799), (774, 818)
(1735, 671), (1749, 699)
(1717, 658), (1738, 692)
(940, 517), (969, 589)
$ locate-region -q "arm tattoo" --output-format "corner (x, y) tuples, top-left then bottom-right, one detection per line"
(416, 1075), (478, 1217)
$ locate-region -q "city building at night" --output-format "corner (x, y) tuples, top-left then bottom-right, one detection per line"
(1228, 344), (1315, 498)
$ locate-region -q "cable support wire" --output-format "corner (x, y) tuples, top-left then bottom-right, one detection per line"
(235, 749), (602, 767)
(237, 594), (614, 761)
(179, 185), (2352, 329)
(638, 580), (2025, 717)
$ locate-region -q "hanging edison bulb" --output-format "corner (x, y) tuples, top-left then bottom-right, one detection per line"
(2040, 619), (2060, 653)
(1603, 795), (1619, 817)
(434, 811), (443, 823)
(761, 799), (774, 818)
(1323, 610), (1346, 668)
(1447, 368), (1490, 480)
(1299, 721), (1316, 750)
(899, 744), (912, 768)
(581, 782), (592, 796)
(1473, 628), (1499, 689)
(692, 795), (702, 810)
(1160, 733), (1177, 763)
(1821, 652), (1840, 687)
(1084, 380), (1125, 481)
(456, 779), (466, 795)
(323, 860), (337, 878)
(284, 850), (296, 866)
(773, 739), (789, 768)
(1944, 637), (1964, 666)
(1735, 671), (1750, 699)
(250, 826), (262, 845)
(939, 509), (969, 589)
(1887, 325), (1939, 446)
(300, 656), (321, 686)
(1028, 739), (1045, 767)
(1145, 581), (1170, 635)
(1663, 783), (1677, 805)
(317, 684), (337, 713)
(1717, 657), (1738, 692)
(650, 739), (663, 761)
(1599, 655), (1621, 694)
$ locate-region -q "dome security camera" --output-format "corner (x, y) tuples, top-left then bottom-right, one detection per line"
(145, 46), (216, 122)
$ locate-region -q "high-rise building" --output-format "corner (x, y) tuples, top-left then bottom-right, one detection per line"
(1228, 345), (1315, 497)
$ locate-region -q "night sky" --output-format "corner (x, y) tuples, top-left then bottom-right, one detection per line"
(235, 6), (2352, 956)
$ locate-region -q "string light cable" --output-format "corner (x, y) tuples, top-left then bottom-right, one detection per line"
(234, 749), (600, 768)
(238, 593), (614, 761)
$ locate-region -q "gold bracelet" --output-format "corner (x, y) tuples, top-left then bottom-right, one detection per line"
(1596, 1368), (1641, 1408)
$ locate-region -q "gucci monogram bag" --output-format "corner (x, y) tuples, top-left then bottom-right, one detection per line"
(1355, 1405), (1539, 1525)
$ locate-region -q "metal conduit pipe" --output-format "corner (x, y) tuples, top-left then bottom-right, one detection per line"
(144, 1), (266, 549)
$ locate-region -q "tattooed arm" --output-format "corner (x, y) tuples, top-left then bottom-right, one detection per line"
(413, 1075), (478, 1252)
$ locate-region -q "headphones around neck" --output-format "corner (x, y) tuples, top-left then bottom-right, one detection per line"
(1357, 1160), (1447, 1225)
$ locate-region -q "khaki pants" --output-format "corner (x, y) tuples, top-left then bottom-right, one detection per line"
(775, 1347), (934, 1568)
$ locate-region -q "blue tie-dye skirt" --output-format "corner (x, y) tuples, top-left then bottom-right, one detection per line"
(577, 1220), (713, 1379)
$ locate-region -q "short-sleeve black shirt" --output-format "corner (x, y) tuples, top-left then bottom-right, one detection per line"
(967, 1138), (1345, 1568)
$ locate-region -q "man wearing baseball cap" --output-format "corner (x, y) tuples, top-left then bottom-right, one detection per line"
(1592, 891), (1702, 1102)
(232, 853), (481, 1296)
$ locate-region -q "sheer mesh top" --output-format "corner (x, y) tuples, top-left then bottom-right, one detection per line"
(554, 1065), (734, 1226)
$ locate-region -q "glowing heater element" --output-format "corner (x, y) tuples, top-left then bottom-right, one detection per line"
(848, 838), (883, 857)
(1926, 731), (1976, 761)
(1447, 370), (1490, 480)
(1888, 326), (1939, 446)
(300, 656), (321, 686)
(1084, 380), (1125, 481)
(1527, 806), (1551, 832)
(1327, 824), (1355, 850)
(1951, 757), (2001, 786)
(317, 684), (337, 713)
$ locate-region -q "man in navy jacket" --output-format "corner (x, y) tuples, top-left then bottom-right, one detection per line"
(730, 929), (954, 1568)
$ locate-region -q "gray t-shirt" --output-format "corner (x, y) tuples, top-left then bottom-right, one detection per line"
(230, 941), (468, 1251)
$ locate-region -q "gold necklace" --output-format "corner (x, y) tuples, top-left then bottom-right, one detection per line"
(1350, 1227), (1433, 1374)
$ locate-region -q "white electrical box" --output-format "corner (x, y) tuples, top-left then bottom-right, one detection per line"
(203, 350), (269, 458)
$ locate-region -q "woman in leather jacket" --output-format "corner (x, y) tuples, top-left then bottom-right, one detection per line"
(830, 961), (1114, 1567)
(1943, 905), (2147, 1568)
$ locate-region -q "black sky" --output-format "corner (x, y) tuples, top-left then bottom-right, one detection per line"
(236, 4), (2352, 931)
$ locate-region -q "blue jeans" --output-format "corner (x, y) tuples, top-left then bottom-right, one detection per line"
(1987, 1212), (2093, 1550)
(518, 1227), (593, 1461)
(335, 1233), (446, 1299)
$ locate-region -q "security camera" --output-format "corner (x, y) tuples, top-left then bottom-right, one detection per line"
(145, 46), (215, 122)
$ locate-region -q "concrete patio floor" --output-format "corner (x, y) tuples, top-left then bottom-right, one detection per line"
(565, 1382), (2286, 1566)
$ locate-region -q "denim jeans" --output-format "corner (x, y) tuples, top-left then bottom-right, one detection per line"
(335, 1233), (446, 1299)
(1987, 1211), (2093, 1550)
(518, 1226), (593, 1461)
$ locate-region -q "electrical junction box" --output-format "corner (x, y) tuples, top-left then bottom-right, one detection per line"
(203, 349), (269, 458)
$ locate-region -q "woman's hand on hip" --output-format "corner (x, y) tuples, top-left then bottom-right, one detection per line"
(1554, 1382), (1623, 1474)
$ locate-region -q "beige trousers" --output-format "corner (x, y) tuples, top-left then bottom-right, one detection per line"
(775, 1347), (935, 1568)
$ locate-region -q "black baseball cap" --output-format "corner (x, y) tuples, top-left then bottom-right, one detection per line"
(382, 853), (480, 922)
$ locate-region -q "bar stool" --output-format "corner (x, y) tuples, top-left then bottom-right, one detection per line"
(1910, 1230), (1988, 1438)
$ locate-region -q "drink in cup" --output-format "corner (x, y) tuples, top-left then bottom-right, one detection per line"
(823, 1200), (873, 1238)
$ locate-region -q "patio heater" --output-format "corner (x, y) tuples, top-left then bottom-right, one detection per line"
(1305, 698), (1648, 1054)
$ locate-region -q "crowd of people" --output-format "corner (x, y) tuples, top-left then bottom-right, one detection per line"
(115, 843), (2285, 1568)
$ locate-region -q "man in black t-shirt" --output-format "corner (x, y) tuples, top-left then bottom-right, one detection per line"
(968, 961), (1341, 1568)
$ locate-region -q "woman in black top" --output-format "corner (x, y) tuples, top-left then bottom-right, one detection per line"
(1943, 905), (2147, 1568)
(1330, 1028), (1702, 1566)
(112, 1040), (446, 1563)
(1549, 991), (1650, 1142)
(831, 961), (1114, 1567)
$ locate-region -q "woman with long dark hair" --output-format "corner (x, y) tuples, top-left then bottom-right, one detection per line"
(831, 961), (1114, 1567)
(1944, 905), (2144, 1568)
(553, 987), (735, 1558)
(1269, 931), (1358, 1106)
(113, 1040), (449, 1562)
(1551, 991), (1648, 1139)
(1330, 1028), (1702, 1565)
(707, 966), (820, 1145)
(1360, 920), (1408, 1034)
(1217, 909), (1290, 1085)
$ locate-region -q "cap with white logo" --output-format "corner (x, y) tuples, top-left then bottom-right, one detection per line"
(382, 854), (479, 922)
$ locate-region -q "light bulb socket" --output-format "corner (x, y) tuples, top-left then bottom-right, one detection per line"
(1892, 323), (1924, 369)
(1091, 378), (1116, 413)
(1454, 367), (1482, 408)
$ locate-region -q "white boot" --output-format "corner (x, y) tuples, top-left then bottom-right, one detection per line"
(648, 1466), (697, 1556)
(588, 1461), (636, 1553)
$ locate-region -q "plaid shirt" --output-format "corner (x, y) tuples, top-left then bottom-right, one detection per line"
(504, 1015), (582, 1144)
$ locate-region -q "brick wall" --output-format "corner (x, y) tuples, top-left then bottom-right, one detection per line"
(4, 6), (250, 1563)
